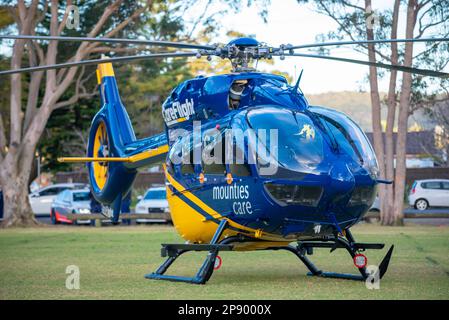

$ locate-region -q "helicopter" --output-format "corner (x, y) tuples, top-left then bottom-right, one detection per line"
(1, 34), (448, 285)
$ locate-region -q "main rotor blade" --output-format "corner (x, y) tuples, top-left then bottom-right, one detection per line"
(283, 53), (449, 78)
(0, 52), (197, 76)
(0, 34), (215, 50)
(289, 37), (449, 50)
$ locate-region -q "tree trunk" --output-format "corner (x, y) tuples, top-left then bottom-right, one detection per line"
(364, 0), (387, 222)
(382, 0), (400, 226)
(1, 104), (53, 227)
(0, 0), (141, 228)
(393, 0), (418, 226)
(0, 153), (38, 227)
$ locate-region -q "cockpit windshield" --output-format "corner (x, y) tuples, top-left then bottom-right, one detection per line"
(247, 107), (324, 175)
(310, 106), (379, 178)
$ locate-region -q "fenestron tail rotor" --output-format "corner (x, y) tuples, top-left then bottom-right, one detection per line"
(92, 121), (109, 190)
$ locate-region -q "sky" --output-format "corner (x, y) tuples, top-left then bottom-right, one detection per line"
(183, 0), (446, 94)
(1, 1), (446, 94)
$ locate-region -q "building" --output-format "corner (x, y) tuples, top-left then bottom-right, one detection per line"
(365, 131), (440, 168)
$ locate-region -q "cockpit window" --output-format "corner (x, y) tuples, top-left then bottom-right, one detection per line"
(317, 115), (363, 163)
(310, 106), (379, 178)
(247, 107), (324, 175)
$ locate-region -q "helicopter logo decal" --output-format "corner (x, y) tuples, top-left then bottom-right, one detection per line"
(298, 124), (315, 140)
(163, 98), (195, 126)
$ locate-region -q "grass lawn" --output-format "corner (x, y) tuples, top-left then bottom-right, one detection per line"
(0, 223), (448, 300)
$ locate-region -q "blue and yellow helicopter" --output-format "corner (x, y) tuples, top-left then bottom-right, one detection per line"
(2, 35), (449, 284)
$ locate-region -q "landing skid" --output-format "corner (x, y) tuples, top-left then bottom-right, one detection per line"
(270, 229), (394, 282)
(146, 222), (394, 284)
(145, 219), (231, 284)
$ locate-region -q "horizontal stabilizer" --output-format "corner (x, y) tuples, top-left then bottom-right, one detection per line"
(58, 133), (168, 168)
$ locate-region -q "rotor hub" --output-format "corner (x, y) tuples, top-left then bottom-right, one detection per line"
(199, 37), (292, 72)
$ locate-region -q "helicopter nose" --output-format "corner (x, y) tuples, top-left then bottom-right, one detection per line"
(329, 162), (355, 199)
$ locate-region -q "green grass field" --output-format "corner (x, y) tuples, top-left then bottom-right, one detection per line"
(0, 223), (448, 299)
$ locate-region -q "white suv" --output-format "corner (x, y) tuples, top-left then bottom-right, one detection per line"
(408, 179), (449, 210)
(135, 187), (170, 223)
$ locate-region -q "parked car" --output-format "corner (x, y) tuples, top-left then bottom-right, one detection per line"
(135, 187), (170, 223)
(29, 183), (87, 215)
(50, 188), (92, 224)
(409, 179), (449, 210)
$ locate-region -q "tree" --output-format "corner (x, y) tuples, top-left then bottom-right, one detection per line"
(424, 100), (449, 166)
(298, 0), (449, 225)
(0, 0), (270, 227)
(0, 0), (157, 227)
(38, 1), (195, 173)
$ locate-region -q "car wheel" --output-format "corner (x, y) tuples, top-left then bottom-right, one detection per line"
(415, 199), (429, 211)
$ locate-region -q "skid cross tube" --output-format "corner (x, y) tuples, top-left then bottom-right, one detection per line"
(145, 219), (231, 284)
(269, 229), (394, 281)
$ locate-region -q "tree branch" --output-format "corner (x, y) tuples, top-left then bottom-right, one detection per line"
(55, 0), (126, 83)
(53, 67), (98, 110)
(44, 0), (60, 94)
(57, 0), (72, 35)
(186, 0), (213, 39)
(83, 1), (151, 54)
(314, 0), (392, 62)
(9, 0), (40, 150)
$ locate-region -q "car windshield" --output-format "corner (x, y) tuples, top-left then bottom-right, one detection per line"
(247, 107), (324, 174)
(73, 191), (90, 202)
(144, 189), (166, 200)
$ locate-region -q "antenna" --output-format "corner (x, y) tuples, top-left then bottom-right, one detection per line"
(293, 69), (303, 92)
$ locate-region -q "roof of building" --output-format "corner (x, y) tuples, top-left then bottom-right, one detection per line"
(365, 131), (438, 156)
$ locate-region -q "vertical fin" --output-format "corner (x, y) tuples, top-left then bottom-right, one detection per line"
(96, 61), (136, 150)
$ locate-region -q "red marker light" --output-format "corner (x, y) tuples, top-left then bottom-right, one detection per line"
(215, 124), (220, 130)
(214, 255), (222, 270)
(353, 254), (367, 268)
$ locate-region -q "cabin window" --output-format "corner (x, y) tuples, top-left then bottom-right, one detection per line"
(228, 80), (248, 110)
(181, 147), (195, 175)
(202, 128), (226, 175)
(167, 134), (195, 175)
(180, 135), (195, 175)
(228, 142), (251, 176)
